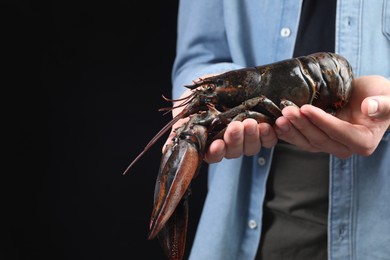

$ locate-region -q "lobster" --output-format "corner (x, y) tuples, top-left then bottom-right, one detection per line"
(123, 52), (354, 260)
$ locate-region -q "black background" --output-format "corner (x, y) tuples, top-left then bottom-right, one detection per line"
(7, 1), (208, 259)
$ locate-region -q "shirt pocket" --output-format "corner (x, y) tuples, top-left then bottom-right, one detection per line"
(383, 0), (390, 40)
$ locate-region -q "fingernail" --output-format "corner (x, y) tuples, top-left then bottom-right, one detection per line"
(246, 125), (257, 135)
(368, 99), (379, 116)
(231, 130), (241, 140)
(261, 127), (269, 136)
(279, 124), (289, 132)
(162, 143), (168, 154)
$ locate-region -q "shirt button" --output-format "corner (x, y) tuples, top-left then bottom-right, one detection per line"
(248, 219), (257, 229)
(280, 27), (291, 37)
(258, 157), (266, 166)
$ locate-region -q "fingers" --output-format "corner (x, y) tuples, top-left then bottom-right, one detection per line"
(224, 121), (245, 158)
(362, 96), (390, 121)
(275, 106), (352, 158)
(275, 107), (322, 153)
(243, 119), (261, 156)
(258, 123), (278, 148)
(224, 119), (269, 158)
(302, 104), (389, 156)
(205, 119), (277, 163)
(204, 122), (244, 163)
(279, 103), (389, 158)
(204, 139), (225, 163)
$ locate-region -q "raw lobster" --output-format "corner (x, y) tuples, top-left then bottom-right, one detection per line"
(123, 52), (354, 260)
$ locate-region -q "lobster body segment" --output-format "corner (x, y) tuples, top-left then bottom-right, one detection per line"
(190, 52), (353, 115)
(125, 52), (354, 260)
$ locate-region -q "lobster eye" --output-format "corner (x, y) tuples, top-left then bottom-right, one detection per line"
(205, 84), (215, 92)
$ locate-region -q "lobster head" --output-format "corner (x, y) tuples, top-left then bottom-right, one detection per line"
(184, 68), (262, 111)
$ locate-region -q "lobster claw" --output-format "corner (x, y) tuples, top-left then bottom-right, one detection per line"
(148, 121), (208, 259)
(156, 189), (190, 260)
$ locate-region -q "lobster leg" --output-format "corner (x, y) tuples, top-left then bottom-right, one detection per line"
(198, 96), (282, 127)
(200, 96), (281, 144)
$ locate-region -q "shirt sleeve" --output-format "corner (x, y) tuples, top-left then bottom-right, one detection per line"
(171, 0), (243, 99)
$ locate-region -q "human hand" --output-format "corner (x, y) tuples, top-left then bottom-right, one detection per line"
(166, 115), (277, 164)
(203, 120), (277, 163)
(274, 75), (390, 158)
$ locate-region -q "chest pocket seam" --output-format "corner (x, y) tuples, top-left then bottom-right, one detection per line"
(383, 0), (390, 39)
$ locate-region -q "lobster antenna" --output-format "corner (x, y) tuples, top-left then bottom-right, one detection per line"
(122, 108), (187, 175)
(158, 92), (195, 115)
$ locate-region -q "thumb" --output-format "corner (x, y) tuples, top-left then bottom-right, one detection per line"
(162, 117), (189, 153)
(162, 130), (176, 154)
(362, 96), (390, 120)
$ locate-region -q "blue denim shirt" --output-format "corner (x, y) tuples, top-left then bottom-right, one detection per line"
(172, 0), (390, 259)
